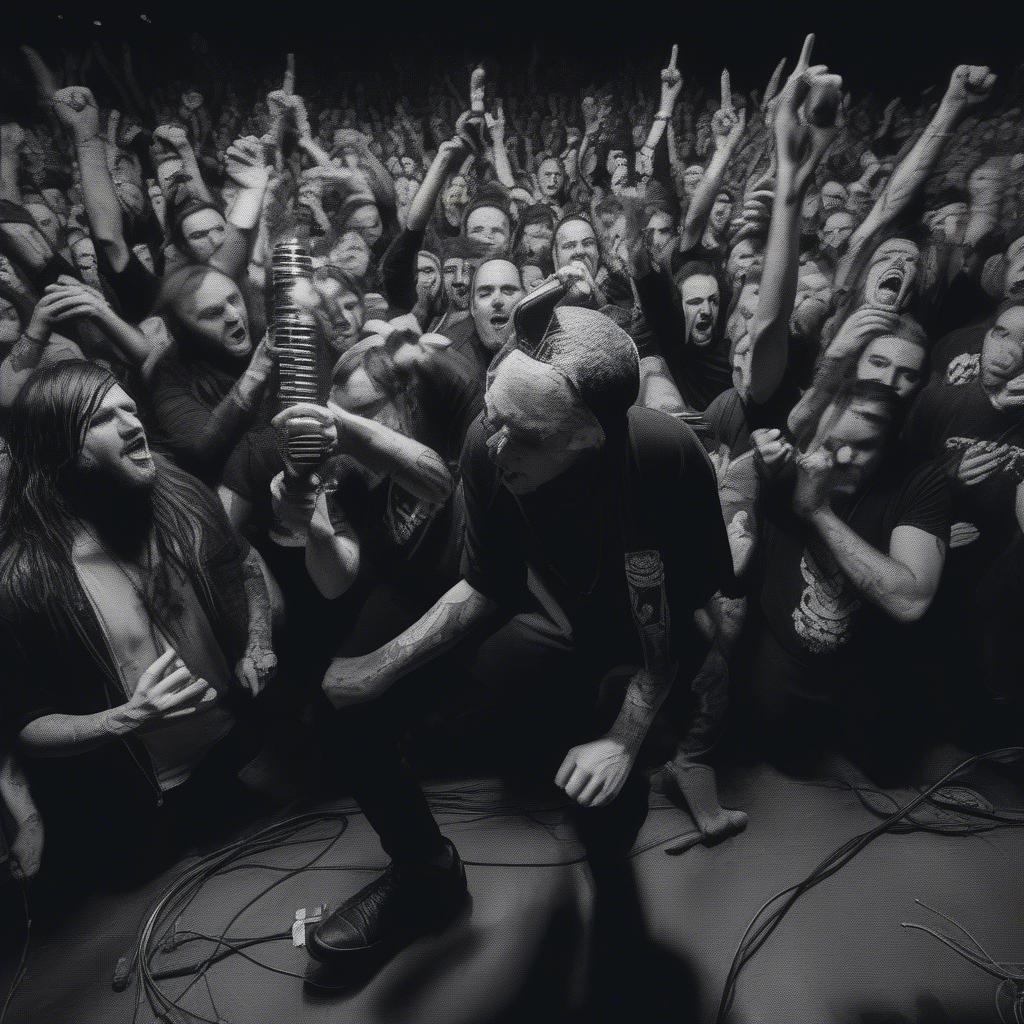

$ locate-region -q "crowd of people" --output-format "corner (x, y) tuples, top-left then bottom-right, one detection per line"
(0, 28), (1021, 972)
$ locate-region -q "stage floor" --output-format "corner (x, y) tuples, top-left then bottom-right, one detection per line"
(4, 756), (1022, 1023)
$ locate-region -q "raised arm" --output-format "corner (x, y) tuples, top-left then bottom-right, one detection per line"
(0, 125), (25, 205)
(680, 70), (747, 250)
(836, 64), (996, 295)
(485, 101), (515, 190)
(0, 285), (88, 407)
(50, 87), (134, 272)
(406, 138), (465, 232)
(326, 402), (453, 504)
(747, 36), (840, 404)
(639, 45), (683, 176)
(209, 137), (272, 282)
(152, 123), (214, 205)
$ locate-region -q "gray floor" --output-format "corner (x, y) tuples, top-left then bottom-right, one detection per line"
(4, 761), (1022, 1023)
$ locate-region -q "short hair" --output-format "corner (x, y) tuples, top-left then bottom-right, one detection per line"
(462, 196), (512, 232)
(676, 260), (719, 288)
(539, 306), (640, 428)
(469, 258), (522, 299)
(554, 214), (596, 244)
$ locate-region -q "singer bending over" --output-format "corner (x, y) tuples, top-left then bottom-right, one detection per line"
(304, 306), (734, 969)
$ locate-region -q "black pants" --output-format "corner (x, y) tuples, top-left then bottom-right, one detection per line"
(736, 623), (926, 783)
(319, 604), (652, 865)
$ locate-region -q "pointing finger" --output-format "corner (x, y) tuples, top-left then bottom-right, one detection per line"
(669, 44), (679, 71)
(797, 33), (815, 73)
(721, 69), (733, 112)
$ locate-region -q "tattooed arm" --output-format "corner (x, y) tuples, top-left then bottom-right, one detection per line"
(810, 511), (945, 624)
(321, 580), (498, 708)
(0, 747), (44, 879)
(330, 403), (453, 505)
(234, 546), (277, 696)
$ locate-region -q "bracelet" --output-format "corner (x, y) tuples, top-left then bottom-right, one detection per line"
(653, 113), (671, 121)
(75, 132), (103, 147)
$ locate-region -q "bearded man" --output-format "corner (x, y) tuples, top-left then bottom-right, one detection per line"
(0, 362), (276, 878)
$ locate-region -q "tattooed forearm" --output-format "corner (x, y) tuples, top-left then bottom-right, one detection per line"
(241, 547), (273, 649)
(342, 413), (453, 505)
(610, 550), (678, 755)
(371, 579), (497, 680)
(810, 508), (936, 624)
(0, 748), (39, 825)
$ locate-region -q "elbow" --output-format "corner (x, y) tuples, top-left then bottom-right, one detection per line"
(888, 590), (933, 625)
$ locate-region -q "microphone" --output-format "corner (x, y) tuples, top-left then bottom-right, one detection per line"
(511, 273), (571, 355)
(271, 239), (326, 467)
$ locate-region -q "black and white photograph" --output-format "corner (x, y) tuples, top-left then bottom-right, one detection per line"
(0, 4), (1022, 1021)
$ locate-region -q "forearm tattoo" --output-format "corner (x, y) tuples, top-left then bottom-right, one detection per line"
(370, 582), (493, 680)
(241, 547), (273, 649)
(610, 550), (677, 754)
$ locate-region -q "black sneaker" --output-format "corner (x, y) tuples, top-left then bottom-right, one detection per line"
(307, 841), (469, 964)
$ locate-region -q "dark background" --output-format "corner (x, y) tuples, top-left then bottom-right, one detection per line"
(2, 0), (1021, 109)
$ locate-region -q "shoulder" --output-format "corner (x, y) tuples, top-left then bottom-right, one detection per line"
(626, 406), (713, 482)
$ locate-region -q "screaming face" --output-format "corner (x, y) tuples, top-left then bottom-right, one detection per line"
(77, 385), (157, 490)
(680, 273), (720, 348)
(864, 238), (920, 311)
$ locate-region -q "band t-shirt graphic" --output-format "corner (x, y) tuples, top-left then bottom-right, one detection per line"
(755, 459), (949, 691)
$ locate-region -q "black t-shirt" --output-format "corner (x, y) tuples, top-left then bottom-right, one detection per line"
(929, 319), (989, 385)
(380, 226), (425, 314)
(222, 353), (482, 579)
(754, 459), (950, 693)
(703, 380), (800, 458)
(437, 316), (493, 384)
(95, 245), (160, 326)
(903, 377), (1024, 570)
(460, 405), (733, 664)
(634, 270), (732, 412)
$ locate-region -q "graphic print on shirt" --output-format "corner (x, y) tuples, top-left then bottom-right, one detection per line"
(792, 548), (861, 654)
(386, 481), (433, 548)
(944, 436), (1024, 483)
(945, 352), (980, 386)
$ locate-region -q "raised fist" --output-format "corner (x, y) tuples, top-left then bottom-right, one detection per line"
(51, 86), (100, 139)
(945, 65), (996, 111)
